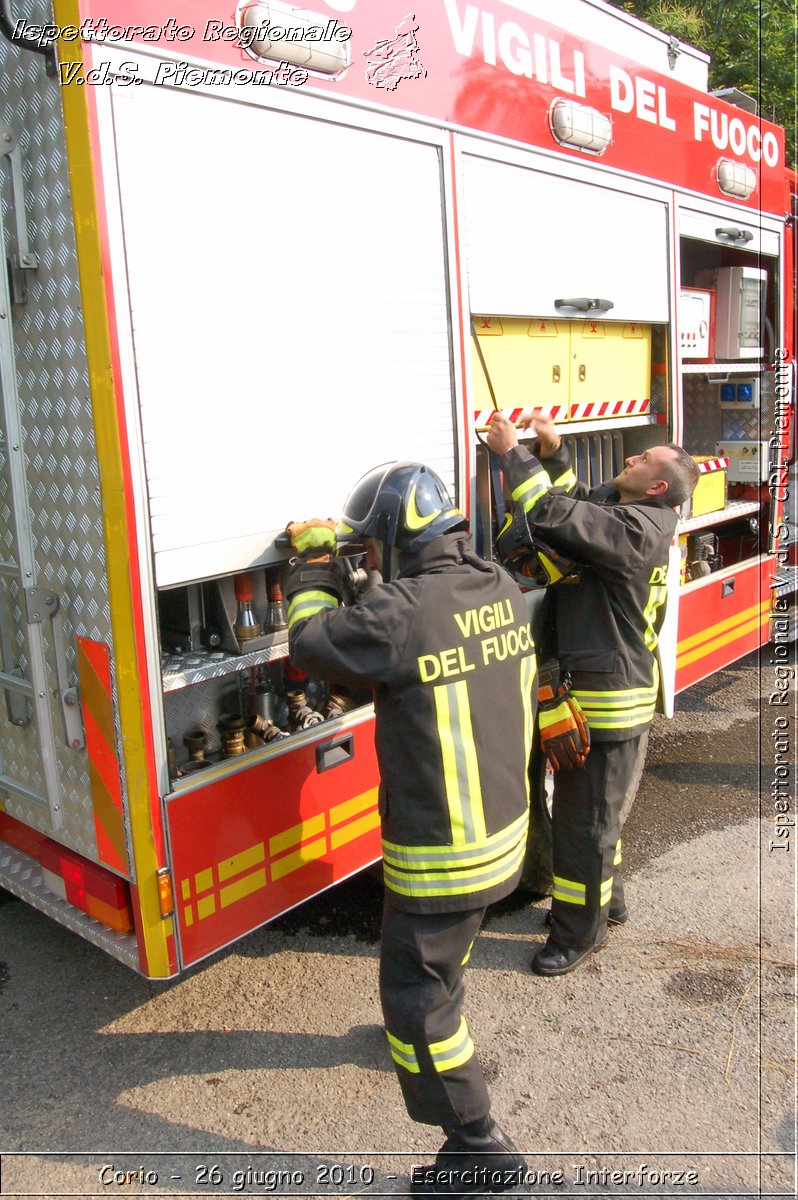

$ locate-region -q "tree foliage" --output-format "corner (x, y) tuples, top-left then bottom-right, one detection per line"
(607, 0), (796, 167)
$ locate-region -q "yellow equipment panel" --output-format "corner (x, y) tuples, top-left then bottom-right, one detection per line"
(569, 321), (652, 418)
(471, 316), (651, 422)
(471, 317), (571, 413)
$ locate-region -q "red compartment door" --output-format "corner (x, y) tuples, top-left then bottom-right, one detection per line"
(675, 556), (771, 693)
(166, 718), (381, 967)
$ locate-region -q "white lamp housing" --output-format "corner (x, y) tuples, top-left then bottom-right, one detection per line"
(716, 158), (757, 200)
(549, 99), (612, 155)
(236, 0), (351, 77)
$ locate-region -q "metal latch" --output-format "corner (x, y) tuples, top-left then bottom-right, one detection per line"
(24, 585), (85, 749)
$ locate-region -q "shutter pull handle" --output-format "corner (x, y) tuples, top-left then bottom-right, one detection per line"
(554, 297), (614, 312)
(715, 226), (754, 243)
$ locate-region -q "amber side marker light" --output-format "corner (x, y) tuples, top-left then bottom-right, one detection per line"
(157, 867), (175, 918)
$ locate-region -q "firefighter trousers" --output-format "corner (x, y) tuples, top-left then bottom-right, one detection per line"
(379, 898), (491, 1128)
(549, 736), (641, 950)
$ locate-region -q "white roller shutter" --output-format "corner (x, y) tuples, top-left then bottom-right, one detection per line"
(461, 153), (669, 323)
(109, 84), (456, 587)
(679, 207), (780, 257)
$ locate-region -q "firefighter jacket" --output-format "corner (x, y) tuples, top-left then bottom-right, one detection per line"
(286, 532), (536, 914)
(501, 443), (677, 742)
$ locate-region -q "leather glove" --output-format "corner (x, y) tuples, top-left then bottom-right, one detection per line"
(286, 519), (336, 563)
(537, 658), (590, 770)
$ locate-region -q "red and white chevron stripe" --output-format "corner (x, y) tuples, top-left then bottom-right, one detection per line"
(474, 403), (569, 426)
(695, 456), (729, 473)
(568, 398), (651, 421)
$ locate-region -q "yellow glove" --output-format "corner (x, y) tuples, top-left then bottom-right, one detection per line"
(286, 519), (337, 563)
(537, 659), (590, 771)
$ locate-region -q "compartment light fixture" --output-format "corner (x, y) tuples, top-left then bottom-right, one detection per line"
(548, 99), (613, 155)
(236, 0), (351, 77)
(716, 158), (757, 200)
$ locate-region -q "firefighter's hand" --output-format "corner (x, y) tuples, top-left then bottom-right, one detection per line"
(537, 659), (590, 771)
(286, 519), (337, 563)
(519, 412), (561, 459)
(486, 411), (518, 455)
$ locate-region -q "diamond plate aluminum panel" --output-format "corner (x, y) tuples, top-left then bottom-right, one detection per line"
(0, 5), (131, 869)
(682, 369), (775, 457)
(164, 678), (245, 774)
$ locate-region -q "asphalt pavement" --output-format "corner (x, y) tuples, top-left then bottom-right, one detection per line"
(0, 650), (795, 1199)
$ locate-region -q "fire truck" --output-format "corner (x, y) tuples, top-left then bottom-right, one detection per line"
(0, 0), (793, 977)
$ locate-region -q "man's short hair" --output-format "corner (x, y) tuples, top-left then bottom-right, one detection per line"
(661, 445), (700, 507)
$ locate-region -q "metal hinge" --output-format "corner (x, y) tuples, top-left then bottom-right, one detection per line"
(24, 585), (85, 750)
(0, 123), (38, 304)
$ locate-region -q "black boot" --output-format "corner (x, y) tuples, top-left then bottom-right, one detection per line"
(411, 1115), (526, 1195)
(531, 932), (608, 977)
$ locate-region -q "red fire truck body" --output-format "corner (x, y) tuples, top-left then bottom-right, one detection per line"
(0, 0), (793, 977)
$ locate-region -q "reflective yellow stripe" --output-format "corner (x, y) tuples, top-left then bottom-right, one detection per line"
(600, 877), (614, 907)
(383, 811), (529, 869)
(434, 680), (485, 845)
(576, 705), (656, 730)
(520, 653), (536, 774)
(329, 810), (381, 851)
(643, 571), (668, 652)
(386, 1031), (420, 1074)
(382, 828), (527, 899)
(677, 598), (767, 656)
(552, 875), (586, 905)
(429, 1017), (475, 1073)
(382, 655), (532, 902)
(552, 468), (577, 492)
(676, 599), (769, 669)
(270, 837), (327, 882)
(461, 937), (476, 966)
(574, 682), (658, 706)
(220, 869), (267, 909)
(287, 590), (339, 628)
(511, 466), (551, 514)
(57, 13), (171, 976)
(574, 664), (659, 730)
(614, 839), (622, 867)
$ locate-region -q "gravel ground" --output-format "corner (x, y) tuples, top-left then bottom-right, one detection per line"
(0, 652), (794, 1198)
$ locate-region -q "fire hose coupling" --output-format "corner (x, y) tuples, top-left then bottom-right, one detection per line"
(249, 713), (288, 743)
(218, 713), (248, 757)
(286, 689), (325, 732)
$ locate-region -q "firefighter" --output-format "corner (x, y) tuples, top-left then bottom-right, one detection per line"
(486, 412), (699, 978)
(285, 461), (535, 1196)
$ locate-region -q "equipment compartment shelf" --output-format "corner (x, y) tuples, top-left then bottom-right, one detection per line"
(680, 361), (765, 375)
(162, 633), (289, 693)
(677, 499), (761, 535)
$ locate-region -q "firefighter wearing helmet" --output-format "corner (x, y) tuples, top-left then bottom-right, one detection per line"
(285, 462), (535, 1195)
